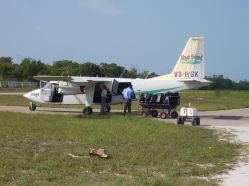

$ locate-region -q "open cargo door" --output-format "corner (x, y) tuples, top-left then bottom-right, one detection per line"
(112, 79), (132, 95)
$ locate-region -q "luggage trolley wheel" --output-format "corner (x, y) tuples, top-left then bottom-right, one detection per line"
(151, 110), (158, 118)
(196, 117), (200, 125)
(177, 116), (184, 125)
(191, 117), (197, 126)
(160, 112), (167, 119)
(192, 117), (200, 126)
(140, 111), (148, 117)
(171, 111), (178, 119)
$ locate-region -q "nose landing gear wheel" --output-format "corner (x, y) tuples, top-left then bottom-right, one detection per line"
(29, 102), (36, 111)
(83, 107), (93, 115)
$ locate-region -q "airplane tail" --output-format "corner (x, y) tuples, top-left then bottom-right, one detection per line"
(152, 37), (205, 80)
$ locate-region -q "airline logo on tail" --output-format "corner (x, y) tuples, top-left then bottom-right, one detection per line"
(150, 37), (205, 80)
(180, 53), (203, 65)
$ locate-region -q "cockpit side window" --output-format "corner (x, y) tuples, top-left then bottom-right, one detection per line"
(43, 83), (52, 89)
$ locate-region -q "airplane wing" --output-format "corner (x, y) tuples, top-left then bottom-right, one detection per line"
(72, 77), (112, 83)
(33, 75), (113, 84)
(33, 75), (73, 81)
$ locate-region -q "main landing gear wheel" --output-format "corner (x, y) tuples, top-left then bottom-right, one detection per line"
(83, 107), (93, 115)
(104, 105), (111, 112)
(29, 102), (36, 111)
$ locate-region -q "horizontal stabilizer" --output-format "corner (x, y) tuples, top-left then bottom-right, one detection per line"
(178, 79), (212, 83)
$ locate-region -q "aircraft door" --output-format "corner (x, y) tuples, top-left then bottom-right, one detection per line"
(112, 79), (119, 95)
(40, 81), (52, 102)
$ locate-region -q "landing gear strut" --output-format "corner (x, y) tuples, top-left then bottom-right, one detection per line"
(83, 107), (93, 115)
(29, 102), (36, 111)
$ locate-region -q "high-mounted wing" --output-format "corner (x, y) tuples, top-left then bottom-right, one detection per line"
(71, 77), (113, 83)
(33, 75), (73, 82)
(33, 76), (114, 87)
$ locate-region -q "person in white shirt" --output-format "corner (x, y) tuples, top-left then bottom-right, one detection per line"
(122, 85), (134, 115)
(100, 85), (108, 114)
(58, 87), (63, 94)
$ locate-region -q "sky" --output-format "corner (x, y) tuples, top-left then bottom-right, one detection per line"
(0, 0), (249, 81)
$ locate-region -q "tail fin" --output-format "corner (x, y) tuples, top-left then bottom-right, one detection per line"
(152, 37), (205, 80)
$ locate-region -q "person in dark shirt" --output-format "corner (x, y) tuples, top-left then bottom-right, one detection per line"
(100, 85), (107, 114)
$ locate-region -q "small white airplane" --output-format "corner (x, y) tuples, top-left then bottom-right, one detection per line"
(23, 37), (210, 114)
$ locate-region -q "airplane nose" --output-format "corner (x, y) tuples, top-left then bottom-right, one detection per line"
(23, 92), (30, 99)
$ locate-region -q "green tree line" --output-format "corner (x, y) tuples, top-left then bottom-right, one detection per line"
(202, 75), (249, 90)
(0, 57), (157, 81)
(1, 57), (249, 90)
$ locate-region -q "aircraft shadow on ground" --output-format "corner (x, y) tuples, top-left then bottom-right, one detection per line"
(213, 116), (244, 120)
(41, 110), (82, 114)
(74, 111), (139, 120)
(39, 109), (246, 123)
(201, 115), (244, 120)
